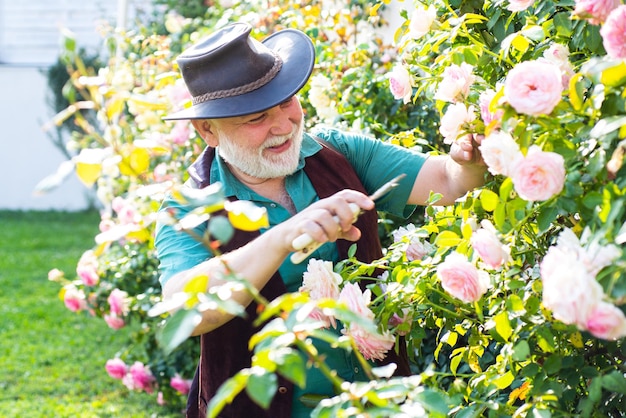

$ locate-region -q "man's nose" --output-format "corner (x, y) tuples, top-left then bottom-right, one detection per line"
(268, 107), (294, 136)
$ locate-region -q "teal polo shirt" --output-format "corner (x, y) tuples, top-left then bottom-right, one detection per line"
(154, 127), (428, 416)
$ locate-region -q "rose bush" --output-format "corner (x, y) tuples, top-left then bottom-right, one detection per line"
(45, 0), (626, 416)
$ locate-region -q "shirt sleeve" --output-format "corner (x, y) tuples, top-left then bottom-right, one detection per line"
(154, 198), (212, 287)
(313, 127), (428, 218)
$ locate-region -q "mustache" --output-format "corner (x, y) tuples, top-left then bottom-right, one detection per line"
(262, 123), (301, 148)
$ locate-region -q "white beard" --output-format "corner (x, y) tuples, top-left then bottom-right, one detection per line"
(217, 118), (304, 179)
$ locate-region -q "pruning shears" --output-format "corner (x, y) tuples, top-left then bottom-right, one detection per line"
(290, 173), (406, 264)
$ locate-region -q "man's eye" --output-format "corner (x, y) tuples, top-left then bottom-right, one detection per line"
(248, 114), (266, 123)
(280, 96), (294, 107)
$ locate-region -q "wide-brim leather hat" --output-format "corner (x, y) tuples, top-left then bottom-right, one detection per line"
(164, 22), (315, 120)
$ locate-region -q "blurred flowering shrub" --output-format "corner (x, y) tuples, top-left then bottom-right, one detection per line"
(45, 0), (626, 415)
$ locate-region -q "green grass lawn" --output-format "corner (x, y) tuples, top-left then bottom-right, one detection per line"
(0, 211), (182, 418)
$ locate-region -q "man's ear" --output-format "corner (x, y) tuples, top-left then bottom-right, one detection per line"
(190, 119), (219, 147)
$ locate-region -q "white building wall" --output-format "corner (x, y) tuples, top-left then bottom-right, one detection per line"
(0, 0), (151, 211)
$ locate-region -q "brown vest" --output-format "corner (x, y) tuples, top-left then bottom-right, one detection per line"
(185, 141), (410, 418)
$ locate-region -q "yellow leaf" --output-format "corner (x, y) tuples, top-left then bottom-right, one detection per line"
(126, 228), (151, 243)
(600, 61), (626, 87)
(184, 274), (209, 294)
(119, 146), (151, 176)
(569, 331), (584, 349)
(106, 96), (126, 120)
(434, 230), (461, 248)
(494, 310), (513, 342)
(226, 201), (269, 232)
(569, 73), (585, 111)
(493, 371), (515, 389)
(511, 35), (530, 53)
(75, 161), (102, 187)
(480, 189), (499, 212)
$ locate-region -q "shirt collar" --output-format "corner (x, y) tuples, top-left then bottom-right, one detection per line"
(210, 133), (322, 199)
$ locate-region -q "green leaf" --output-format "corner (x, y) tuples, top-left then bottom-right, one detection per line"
(600, 371), (626, 394)
(208, 215), (234, 243)
(275, 351), (307, 389)
(537, 206), (559, 233)
(512, 340), (530, 361)
(156, 308), (202, 355)
(246, 368), (278, 409)
(414, 389), (450, 415)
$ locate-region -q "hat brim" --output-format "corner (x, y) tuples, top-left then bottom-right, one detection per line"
(163, 29), (315, 120)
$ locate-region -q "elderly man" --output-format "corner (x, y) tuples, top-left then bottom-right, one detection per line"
(156, 22), (485, 418)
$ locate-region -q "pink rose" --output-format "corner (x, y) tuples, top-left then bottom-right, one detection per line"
(478, 131), (523, 177)
(437, 252), (490, 303)
(47, 268), (64, 282)
(76, 250), (99, 286)
(511, 146), (565, 202)
(541, 44), (575, 89)
(586, 302), (626, 340)
(104, 313), (126, 330)
(434, 63), (475, 103)
(392, 224), (434, 261)
(339, 282), (374, 319)
(168, 120), (192, 145)
(125, 362), (156, 394)
(504, 60), (563, 116)
(343, 323), (395, 361)
(108, 288), (129, 316)
(105, 358), (128, 380)
(439, 103), (476, 144)
(470, 221), (511, 270)
(507, 0), (535, 11)
(479, 89), (504, 128)
(170, 374), (193, 395)
(408, 4), (437, 38)
(600, 6), (626, 59)
(540, 241), (604, 327)
(574, 0), (621, 25)
(300, 259), (343, 328)
(387, 65), (413, 104)
(63, 286), (88, 312)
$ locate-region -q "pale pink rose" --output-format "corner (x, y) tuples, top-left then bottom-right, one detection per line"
(108, 288), (129, 316)
(387, 65), (413, 104)
(157, 391), (166, 406)
(470, 221), (511, 270)
(126, 362), (156, 394)
(104, 313), (126, 330)
(63, 286), (88, 312)
(479, 89), (504, 128)
(105, 358), (128, 380)
(439, 103), (476, 144)
(339, 282), (374, 319)
(507, 0), (535, 11)
(541, 44), (575, 89)
(168, 120), (192, 145)
(300, 259), (343, 328)
(504, 60), (563, 116)
(540, 242), (604, 327)
(170, 374), (193, 395)
(112, 197), (140, 225)
(436, 252), (490, 303)
(574, 0), (621, 25)
(600, 6), (626, 59)
(343, 323), (395, 361)
(511, 146), (566, 202)
(76, 250), (99, 286)
(408, 4), (437, 38)
(586, 302), (626, 340)
(47, 268), (64, 282)
(167, 79), (192, 111)
(434, 63), (475, 103)
(392, 224), (434, 261)
(98, 217), (115, 233)
(388, 308), (412, 336)
(584, 241), (621, 277)
(478, 131), (523, 177)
